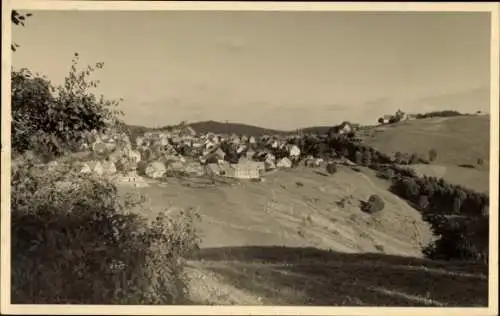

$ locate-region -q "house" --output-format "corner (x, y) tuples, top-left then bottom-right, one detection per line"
(185, 126), (197, 137)
(379, 115), (393, 125)
(406, 114), (418, 121)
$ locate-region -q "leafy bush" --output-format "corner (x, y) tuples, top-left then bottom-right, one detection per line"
(409, 153), (420, 165)
(11, 53), (123, 158)
(10, 47), (200, 303)
(326, 162), (337, 174)
(428, 148), (438, 162)
(361, 194), (385, 214)
(389, 116), (399, 124)
(354, 150), (363, 164)
(422, 215), (488, 263)
(11, 158), (200, 304)
(362, 150), (372, 166)
(388, 169), (489, 262)
(394, 152), (402, 164)
(376, 167), (395, 180)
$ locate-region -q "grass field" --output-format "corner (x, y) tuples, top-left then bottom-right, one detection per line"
(114, 165), (488, 306)
(359, 115), (490, 193)
(359, 116), (490, 167)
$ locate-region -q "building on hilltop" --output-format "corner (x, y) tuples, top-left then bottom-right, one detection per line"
(328, 121), (355, 138)
(379, 114), (393, 125)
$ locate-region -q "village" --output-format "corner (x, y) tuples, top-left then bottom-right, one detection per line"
(65, 120), (361, 185)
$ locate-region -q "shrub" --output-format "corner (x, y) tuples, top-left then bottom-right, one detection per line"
(459, 164), (475, 169)
(409, 153), (420, 164)
(11, 53), (123, 158)
(326, 162), (337, 174)
(394, 152), (402, 164)
(361, 194), (385, 214)
(423, 215), (488, 263)
(376, 167), (395, 180)
(389, 116), (398, 124)
(428, 148), (437, 162)
(354, 150), (363, 164)
(362, 150), (372, 166)
(11, 159), (200, 304)
(387, 166), (489, 262)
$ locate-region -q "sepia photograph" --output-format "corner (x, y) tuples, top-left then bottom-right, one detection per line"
(1, 1), (499, 315)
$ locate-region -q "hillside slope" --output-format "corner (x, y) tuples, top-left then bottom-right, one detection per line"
(115, 165), (488, 306)
(359, 116), (490, 166)
(359, 116), (490, 193)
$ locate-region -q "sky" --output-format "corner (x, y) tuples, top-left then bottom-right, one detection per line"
(12, 10), (492, 130)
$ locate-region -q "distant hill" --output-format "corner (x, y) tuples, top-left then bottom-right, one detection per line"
(122, 120), (338, 138)
(299, 126), (332, 135)
(188, 121), (340, 136)
(188, 121), (288, 136)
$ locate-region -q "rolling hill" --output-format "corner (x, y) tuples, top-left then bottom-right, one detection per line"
(115, 164), (488, 306)
(188, 120), (287, 136)
(358, 115), (490, 193)
(122, 120), (335, 138)
(359, 115), (490, 166)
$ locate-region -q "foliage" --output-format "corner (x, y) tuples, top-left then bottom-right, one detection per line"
(388, 166), (489, 262)
(428, 148), (438, 162)
(389, 116), (399, 124)
(11, 10), (33, 51)
(11, 157), (200, 304)
(376, 167), (395, 180)
(415, 110), (464, 119)
(361, 194), (385, 214)
(11, 53), (123, 158)
(354, 150), (363, 165)
(409, 153), (420, 165)
(326, 162), (337, 174)
(10, 40), (200, 303)
(362, 149), (372, 166)
(459, 164), (476, 169)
